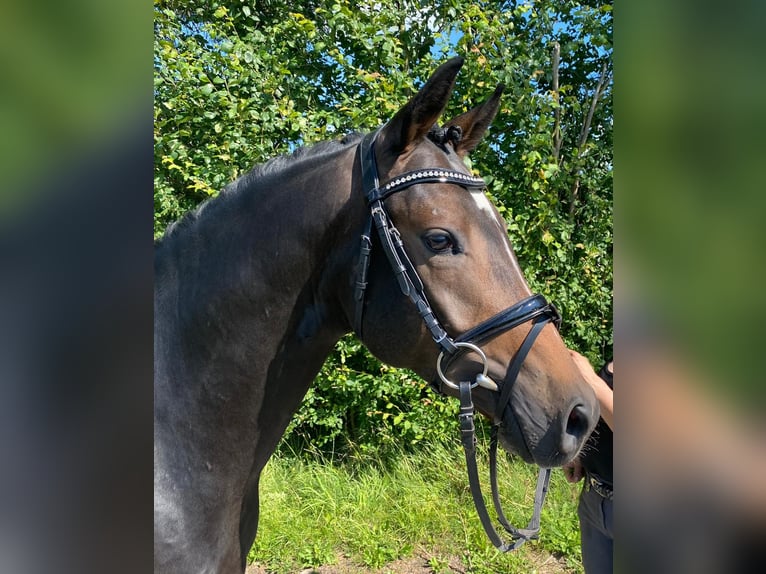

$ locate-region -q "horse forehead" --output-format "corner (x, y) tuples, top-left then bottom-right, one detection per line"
(435, 185), (500, 224)
(403, 145), (498, 219)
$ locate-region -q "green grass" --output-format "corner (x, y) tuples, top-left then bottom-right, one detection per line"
(248, 439), (583, 573)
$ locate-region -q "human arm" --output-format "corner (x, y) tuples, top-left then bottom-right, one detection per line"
(569, 350), (613, 431)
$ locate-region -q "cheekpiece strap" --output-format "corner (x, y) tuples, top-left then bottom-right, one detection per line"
(359, 131), (381, 195)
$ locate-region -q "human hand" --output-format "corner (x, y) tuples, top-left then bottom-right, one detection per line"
(563, 458), (585, 483)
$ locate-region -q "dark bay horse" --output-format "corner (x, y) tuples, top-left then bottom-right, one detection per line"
(154, 57), (599, 573)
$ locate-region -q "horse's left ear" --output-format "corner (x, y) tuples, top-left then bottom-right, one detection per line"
(444, 84), (505, 156)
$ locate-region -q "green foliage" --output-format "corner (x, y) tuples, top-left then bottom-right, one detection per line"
(542, 474), (585, 567)
(279, 335), (459, 463)
(250, 442), (584, 573)
(154, 0), (612, 454)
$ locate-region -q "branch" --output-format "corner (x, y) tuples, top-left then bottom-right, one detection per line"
(577, 61), (609, 149)
(552, 42), (562, 162)
(570, 61), (610, 222)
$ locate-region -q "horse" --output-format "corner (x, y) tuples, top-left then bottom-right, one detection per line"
(154, 57), (599, 573)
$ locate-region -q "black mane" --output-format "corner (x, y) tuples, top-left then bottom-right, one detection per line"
(427, 124), (462, 147)
(244, 132), (363, 180)
(156, 132), (363, 246)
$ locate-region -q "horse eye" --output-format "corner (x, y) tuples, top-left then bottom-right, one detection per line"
(423, 231), (455, 254)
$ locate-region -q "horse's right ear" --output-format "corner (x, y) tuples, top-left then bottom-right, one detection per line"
(444, 84), (504, 156)
(377, 57), (464, 155)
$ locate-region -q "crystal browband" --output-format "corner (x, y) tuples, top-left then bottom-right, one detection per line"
(366, 168), (486, 203)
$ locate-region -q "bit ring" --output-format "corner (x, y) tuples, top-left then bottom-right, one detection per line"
(437, 342), (489, 390)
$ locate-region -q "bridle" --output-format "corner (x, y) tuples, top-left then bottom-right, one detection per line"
(353, 130), (563, 551)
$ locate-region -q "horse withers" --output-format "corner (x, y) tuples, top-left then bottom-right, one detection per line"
(154, 57), (599, 573)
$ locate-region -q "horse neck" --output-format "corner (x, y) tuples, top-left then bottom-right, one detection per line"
(155, 144), (362, 415)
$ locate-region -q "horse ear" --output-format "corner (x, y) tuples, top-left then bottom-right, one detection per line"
(444, 84), (505, 156)
(378, 57), (464, 155)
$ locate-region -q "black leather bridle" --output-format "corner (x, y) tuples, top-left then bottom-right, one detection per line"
(353, 130), (563, 551)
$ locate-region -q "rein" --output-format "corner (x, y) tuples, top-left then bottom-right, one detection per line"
(353, 131), (562, 551)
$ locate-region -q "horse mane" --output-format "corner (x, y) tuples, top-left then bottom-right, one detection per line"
(156, 132), (364, 246)
(245, 131), (364, 180)
(427, 124), (462, 147)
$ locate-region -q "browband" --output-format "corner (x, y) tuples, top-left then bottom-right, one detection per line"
(368, 168), (486, 203)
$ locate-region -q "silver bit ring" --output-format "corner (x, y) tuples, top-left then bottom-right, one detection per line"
(437, 342), (490, 390)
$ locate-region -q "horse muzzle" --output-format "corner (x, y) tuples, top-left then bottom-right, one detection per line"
(436, 322), (599, 468)
(496, 390), (597, 467)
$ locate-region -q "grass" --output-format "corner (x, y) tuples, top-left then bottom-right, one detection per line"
(248, 438), (584, 573)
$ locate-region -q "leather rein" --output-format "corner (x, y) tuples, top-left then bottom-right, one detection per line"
(353, 131), (562, 551)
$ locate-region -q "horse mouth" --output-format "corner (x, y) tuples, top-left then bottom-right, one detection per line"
(496, 406), (536, 464)
(495, 396), (596, 468)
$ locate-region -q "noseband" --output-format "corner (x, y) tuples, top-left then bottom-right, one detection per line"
(353, 131), (563, 551)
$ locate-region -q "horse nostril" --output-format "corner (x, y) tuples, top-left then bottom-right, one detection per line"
(565, 403), (590, 440)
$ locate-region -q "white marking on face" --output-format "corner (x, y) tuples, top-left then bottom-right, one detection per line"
(468, 189), (516, 260)
(469, 189), (496, 217)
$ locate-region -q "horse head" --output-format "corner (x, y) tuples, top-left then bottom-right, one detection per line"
(352, 57), (599, 468)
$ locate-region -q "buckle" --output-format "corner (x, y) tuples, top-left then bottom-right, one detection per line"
(588, 476), (613, 500)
